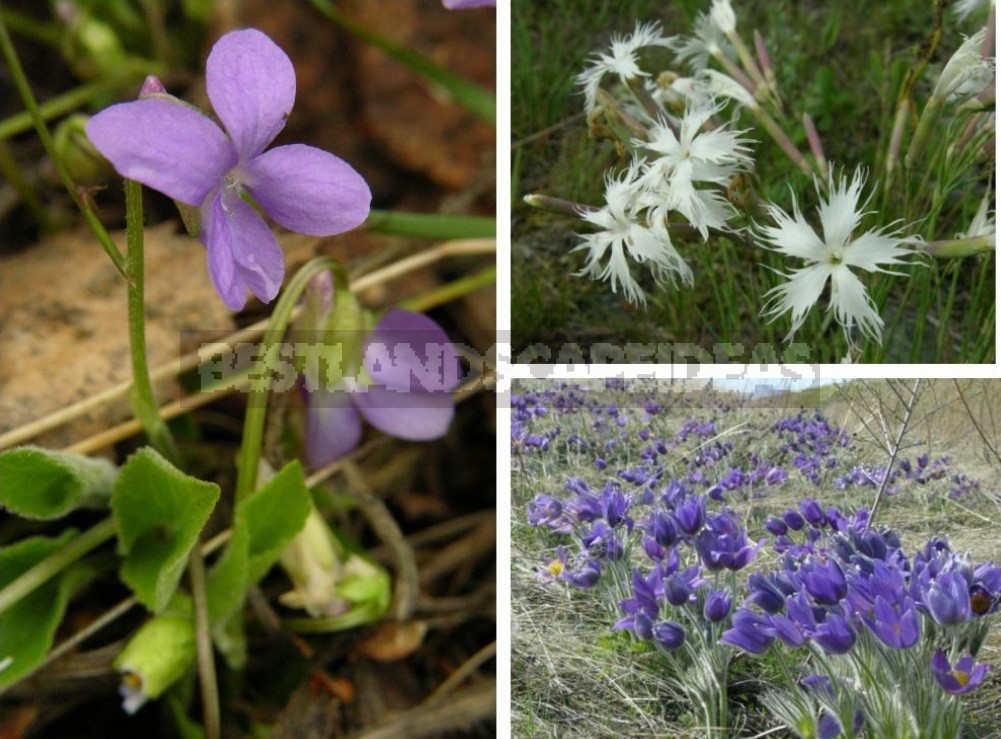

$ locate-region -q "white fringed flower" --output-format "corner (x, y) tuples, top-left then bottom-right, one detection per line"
(757, 168), (919, 344)
(576, 21), (675, 112)
(934, 29), (995, 101)
(635, 102), (753, 238)
(572, 163), (693, 304)
(671, 12), (731, 71)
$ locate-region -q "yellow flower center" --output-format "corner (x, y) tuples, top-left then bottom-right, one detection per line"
(951, 669), (970, 688)
(546, 560), (565, 576)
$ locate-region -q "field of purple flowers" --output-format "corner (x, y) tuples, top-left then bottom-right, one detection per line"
(512, 379), (1001, 738)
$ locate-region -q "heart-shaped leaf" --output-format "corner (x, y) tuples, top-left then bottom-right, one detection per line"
(206, 460), (311, 666)
(0, 446), (118, 520)
(0, 531), (94, 687)
(112, 448), (220, 612)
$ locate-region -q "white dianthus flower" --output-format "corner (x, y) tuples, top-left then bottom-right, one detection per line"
(635, 103), (753, 238)
(671, 12), (731, 72)
(756, 167), (919, 344)
(576, 21), (675, 112)
(572, 163), (692, 304)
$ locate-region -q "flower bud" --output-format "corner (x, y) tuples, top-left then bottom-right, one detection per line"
(138, 75), (168, 99)
(54, 114), (112, 186)
(113, 596), (196, 714)
(279, 506), (391, 627)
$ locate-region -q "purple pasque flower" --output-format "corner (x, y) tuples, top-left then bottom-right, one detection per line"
(812, 608), (856, 655)
(564, 559), (603, 589)
(931, 650), (991, 695)
(923, 570), (972, 625)
(646, 510), (679, 547)
(801, 558), (848, 606)
(703, 589), (732, 622)
(651, 621), (686, 650)
(305, 308), (460, 468)
(664, 565), (701, 606)
(580, 521), (625, 560)
(87, 30), (371, 310)
(865, 595), (920, 649)
(620, 567), (662, 621)
(673, 493), (707, 535)
(695, 512), (762, 572)
(721, 609), (775, 655)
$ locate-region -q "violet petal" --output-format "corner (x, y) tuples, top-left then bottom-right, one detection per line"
(353, 384), (455, 441)
(363, 309), (461, 393)
(203, 191), (285, 307)
(206, 28), (295, 159)
(306, 388), (363, 468)
(86, 98), (236, 206)
(202, 192), (245, 309)
(244, 143), (371, 236)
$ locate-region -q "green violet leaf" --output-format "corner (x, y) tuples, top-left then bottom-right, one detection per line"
(0, 446), (118, 520)
(112, 448), (219, 612)
(206, 460), (311, 666)
(0, 530), (93, 687)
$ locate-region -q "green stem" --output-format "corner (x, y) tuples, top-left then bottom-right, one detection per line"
(125, 179), (180, 464)
(0, 518), (117, 616)
(399, 265), (496, 312)
(235, 257), (349, 502)
(0, 81), (125, 141)
(365, 210), (495, 239)
(186, 544), (220, 739)
(307, 0), (494, 124)
(0, 14), (130, 280)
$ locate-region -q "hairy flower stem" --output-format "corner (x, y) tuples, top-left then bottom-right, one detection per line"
(235, 257), (349, 503)
(0, 518), (116, 616)
(0, 14), (130, 280)
(126, 180), (219, 736)
(124, 179), (181, 465)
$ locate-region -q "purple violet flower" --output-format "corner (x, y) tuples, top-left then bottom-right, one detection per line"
(443, 0), (495, 7)
(931, 650), (991, 695)
(305, 308), (460, 468)
(88, 30), (371, 310)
